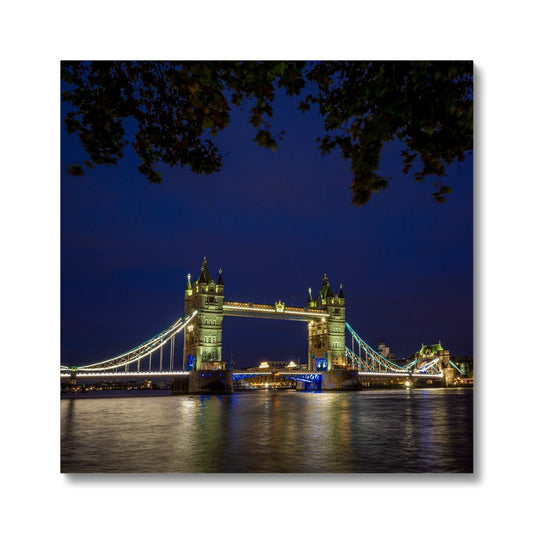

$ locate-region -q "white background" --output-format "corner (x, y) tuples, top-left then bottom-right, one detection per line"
(1, 1), (530, 531)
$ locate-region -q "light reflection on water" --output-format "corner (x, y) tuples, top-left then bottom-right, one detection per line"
(61, 388), (473, 473)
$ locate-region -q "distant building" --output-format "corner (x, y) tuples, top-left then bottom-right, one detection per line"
(247, 360), (299, 372)
(416, 341), (457, 385)
(395, 343), (472, 383)
(377, 341), (396, 362)
(450, 356), (474, 377)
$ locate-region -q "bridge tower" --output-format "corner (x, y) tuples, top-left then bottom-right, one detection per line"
(183, 258), (225, 371)
(307, 274), (346, 371)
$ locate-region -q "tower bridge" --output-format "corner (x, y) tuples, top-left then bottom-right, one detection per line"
(61, 258), (460, 393)
(183, 258), (347, 373)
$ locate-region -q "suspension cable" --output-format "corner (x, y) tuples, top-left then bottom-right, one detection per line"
(73, 310), (197, 372)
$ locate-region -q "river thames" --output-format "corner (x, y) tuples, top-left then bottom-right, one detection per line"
(61, 388), (472, 473)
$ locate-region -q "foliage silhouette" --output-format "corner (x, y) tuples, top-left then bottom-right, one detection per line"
(62, 61), (472, 205)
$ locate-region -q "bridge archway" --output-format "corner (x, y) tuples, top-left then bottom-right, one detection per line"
(183, 258), (347, 372)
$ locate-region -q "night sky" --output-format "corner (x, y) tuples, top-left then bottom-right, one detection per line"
(61, 77), (473, 370)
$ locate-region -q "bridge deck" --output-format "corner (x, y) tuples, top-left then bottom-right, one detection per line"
(223, 301), (329, 321)
(60, 371), (189, 379)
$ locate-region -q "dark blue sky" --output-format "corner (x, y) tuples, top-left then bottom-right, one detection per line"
(61, 84), (473, 369)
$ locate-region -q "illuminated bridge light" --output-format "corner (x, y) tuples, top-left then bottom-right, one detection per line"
(359, 372), (411, 377)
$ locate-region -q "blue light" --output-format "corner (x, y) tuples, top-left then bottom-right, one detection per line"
(186, 354), (197, 371)
(316, 358), (328, 371)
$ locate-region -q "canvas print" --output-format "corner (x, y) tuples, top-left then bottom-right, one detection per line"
(61, 61), (473, 473)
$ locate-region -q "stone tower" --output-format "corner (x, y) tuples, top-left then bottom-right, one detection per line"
(183, 258), (225, 371)
(307, 274), (346, 371)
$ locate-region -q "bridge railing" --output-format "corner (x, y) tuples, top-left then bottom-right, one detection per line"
(223, 301), (328, 315)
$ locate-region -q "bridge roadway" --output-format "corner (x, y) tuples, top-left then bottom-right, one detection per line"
(222, 301), (329, 321)
(60, 369), (438, 380)
(60, 370), (189, 380)
(61, 369), (441, 394)
(59, 370), (325, 380)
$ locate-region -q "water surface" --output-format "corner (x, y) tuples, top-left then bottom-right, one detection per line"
(61, 388), (473, 473)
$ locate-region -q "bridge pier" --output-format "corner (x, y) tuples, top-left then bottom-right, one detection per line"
(295, 370), (362, 391)
(321, 370), (362, 391)
(442, 367), (456, 387)
(172, 370), (234, 394)
(296, 380), (320, 391)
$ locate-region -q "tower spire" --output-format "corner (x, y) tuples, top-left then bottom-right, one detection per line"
(319, 272), (333, 299)
(197, 256), (213, 284)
